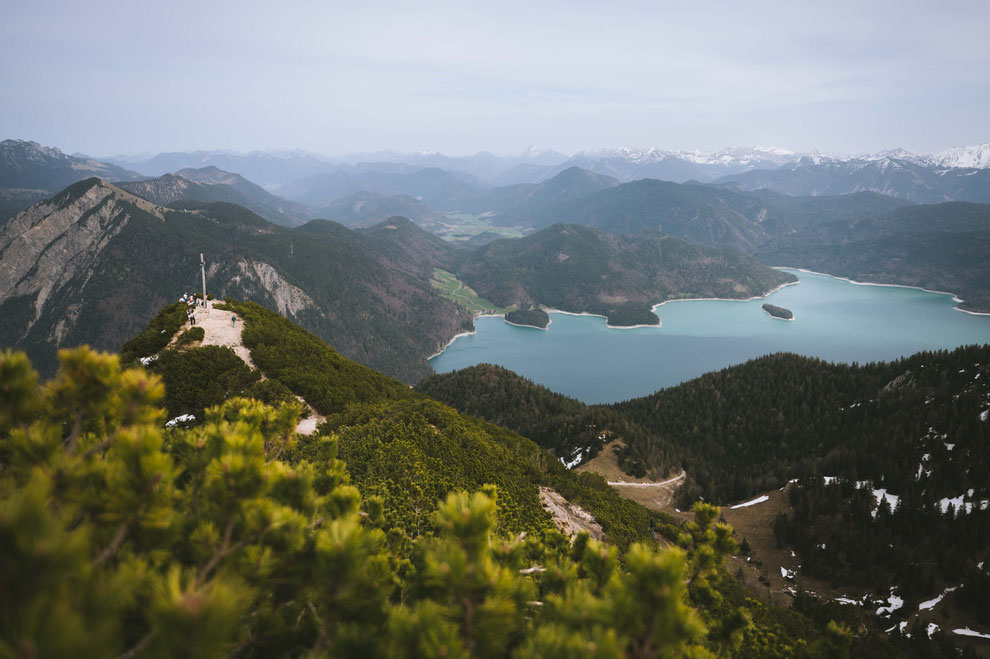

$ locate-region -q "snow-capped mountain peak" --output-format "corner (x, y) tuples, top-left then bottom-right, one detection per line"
(927, 143), (990, 169)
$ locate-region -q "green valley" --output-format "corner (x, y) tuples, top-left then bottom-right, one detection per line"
(431, 268), (513, 314)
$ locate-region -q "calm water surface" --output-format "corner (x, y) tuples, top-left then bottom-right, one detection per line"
(429, 270), (990, 404)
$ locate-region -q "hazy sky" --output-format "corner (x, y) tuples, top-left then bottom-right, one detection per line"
(2, 0), (988, 157)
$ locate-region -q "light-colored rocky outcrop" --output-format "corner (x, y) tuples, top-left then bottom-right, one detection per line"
(230, 259), (319, 318)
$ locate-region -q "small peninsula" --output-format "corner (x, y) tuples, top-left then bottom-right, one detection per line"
(762, 303), (794, 320)
(505, 308), (551, 329)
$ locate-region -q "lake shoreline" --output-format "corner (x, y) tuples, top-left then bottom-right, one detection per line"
(504, 317), (552, 331)
(430, 270), (990, 403)
(775, 267), (990, 316)
(542, 308), (662, 329)
(432, 280), (802, 360)
(650, 279), (800, 312)
(428, 329), (478, 360)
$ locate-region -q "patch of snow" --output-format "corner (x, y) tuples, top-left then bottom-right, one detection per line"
(731, 494), (770, 509)
(791, 550), (796, 557)
(919, 586), (958, 613)
(981, 410), (988, 422)
(560, 449), (586, 470)
(835, 596), (860, 605)
(954, 628), (990, 640)
(939, 493), (988, 515)
(876, 589), (904, 615)
(823, 476), (838, 484)
(165, 413), (195, 428)
(817, 543), (827, 550)
(926, 623), (939, 638)
(945, 443), (955, 450)
(139, 354), (159, 365)
(780, 566), (796, 579)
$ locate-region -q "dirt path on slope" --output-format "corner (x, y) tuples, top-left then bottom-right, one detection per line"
(576, 440), (686, 510)
(182, 304), (325, 434)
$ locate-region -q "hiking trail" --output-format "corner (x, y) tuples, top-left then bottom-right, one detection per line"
(182, 304), (325, 434)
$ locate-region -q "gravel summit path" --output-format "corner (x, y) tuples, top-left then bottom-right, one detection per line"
(186, 302), (324, 434)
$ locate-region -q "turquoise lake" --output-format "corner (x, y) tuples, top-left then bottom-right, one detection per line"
(429, 270), (990, 404)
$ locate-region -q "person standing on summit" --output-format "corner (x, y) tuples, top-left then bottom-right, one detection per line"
(231, 315), (237, 327)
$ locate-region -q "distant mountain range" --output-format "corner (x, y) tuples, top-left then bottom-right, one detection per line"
(101, 139), (990, 198)
(276, 166), (489, 210)
(105, 149), (333, 188)
(715, 155), (990, 204)
(486, 177), (912, 252)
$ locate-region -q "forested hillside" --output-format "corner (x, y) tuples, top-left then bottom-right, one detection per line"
(2, 347), (765, 657)
(0, 298), (881, 656)
(317, 190), (444, 227)
(416, 363), (672, 476)
(455, 223), (794, 326)
(759, 201), (990, 311)
(484, 178), (911, 252)
(420, 347), (990, 652)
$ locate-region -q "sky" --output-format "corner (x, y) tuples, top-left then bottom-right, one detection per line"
(2, 0), (988, 158)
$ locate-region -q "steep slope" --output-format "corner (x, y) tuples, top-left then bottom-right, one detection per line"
(716, 156), (990, 204)
(0, 179), (470, 380)
(759, 201), (990, 311)
(454, 223), (795, 325)
(0, 139), (142, 217)
(317, 190), (444, 227)
(127, 299), (666, 549)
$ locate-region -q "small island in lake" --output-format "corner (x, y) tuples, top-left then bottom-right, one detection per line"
(762, 303), (794, 320)
(504, 308), (550, 329)
(606, 303), (661, 327)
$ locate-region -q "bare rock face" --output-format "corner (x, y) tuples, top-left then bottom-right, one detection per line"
(231, 260), (320, 318)
(538, 486), (604, 541)
(0, 181), (135, 338)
